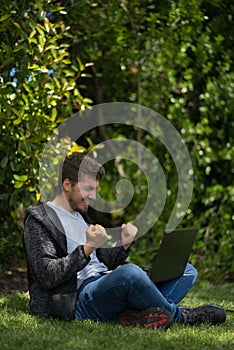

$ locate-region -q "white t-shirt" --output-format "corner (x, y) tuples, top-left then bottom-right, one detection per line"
(47, 202), (108, 288)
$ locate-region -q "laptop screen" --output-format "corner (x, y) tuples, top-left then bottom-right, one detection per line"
(150, 227), (197, 283)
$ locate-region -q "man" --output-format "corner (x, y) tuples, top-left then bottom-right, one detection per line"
(23, 152), (226, 329)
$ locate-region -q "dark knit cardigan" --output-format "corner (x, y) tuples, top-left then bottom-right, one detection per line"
(23, 202), (129, 320)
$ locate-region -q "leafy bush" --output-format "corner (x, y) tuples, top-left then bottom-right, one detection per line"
(0, 1), (91, 266)
(0, 0), (233, 282)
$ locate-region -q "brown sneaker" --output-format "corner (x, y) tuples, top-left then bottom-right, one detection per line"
(182, 304), (226, 326)
(117, 307), (174, 329)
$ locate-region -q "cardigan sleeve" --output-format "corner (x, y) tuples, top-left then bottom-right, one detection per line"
(96, 245), (129, 270)
(23, 215), (91, 290)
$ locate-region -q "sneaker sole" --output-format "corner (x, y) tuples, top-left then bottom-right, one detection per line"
(118, 307), (174, 329)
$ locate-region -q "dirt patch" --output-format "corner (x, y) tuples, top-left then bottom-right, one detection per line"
(0, 265), (28, 294)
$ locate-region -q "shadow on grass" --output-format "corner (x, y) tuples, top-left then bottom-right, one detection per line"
(0, 291), (31, 314)
(1, 281), (234, 314)
(190, 281), (234, 310)
(1, 288), (234, 350)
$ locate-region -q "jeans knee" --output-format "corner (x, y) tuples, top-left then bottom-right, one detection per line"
(119, 263), (143, 276)
(118, 263), (148, 285)
(185, 263), (198, 284)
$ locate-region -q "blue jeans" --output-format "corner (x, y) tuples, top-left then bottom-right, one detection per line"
(75, 263), (198, 323)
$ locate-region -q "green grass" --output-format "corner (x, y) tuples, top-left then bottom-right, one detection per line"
(1, 281), (233, 350)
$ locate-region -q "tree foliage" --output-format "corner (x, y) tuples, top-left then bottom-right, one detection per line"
(0, 0), (233, 282)
(64, 0), (234, 281)
(0, 0), (92, 263)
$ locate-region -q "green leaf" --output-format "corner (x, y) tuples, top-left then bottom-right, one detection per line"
(62, 59), (72, 64)
(1, 156), (8, 168)
(36, 25), (45, 37)
(13, 182), (24, 189)
(0, 14), (11, 22)
(51, 108), (57, 121)
(28, 37), (38, 44)
(11, 108), (22, 119)
(22, 93), (29, 106)
(13, 174), (28, 181)
(23, 83), (31, 93)
(28, 64), (39, 69)
(38, 35), (45, 49)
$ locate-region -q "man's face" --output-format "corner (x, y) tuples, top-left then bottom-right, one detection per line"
(65, 175), (99, 213)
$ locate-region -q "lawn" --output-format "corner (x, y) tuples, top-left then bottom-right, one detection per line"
(0, 281), (233, 350)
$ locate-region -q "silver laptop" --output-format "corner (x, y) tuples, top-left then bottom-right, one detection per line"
(150, 227), (197, 283)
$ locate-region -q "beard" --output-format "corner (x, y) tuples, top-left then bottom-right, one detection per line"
(69, 197), (88, 213)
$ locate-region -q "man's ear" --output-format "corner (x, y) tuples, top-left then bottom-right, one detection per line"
(63, 178), (72, 192)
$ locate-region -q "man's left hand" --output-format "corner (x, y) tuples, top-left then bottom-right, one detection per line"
(121, 223), (138, 250)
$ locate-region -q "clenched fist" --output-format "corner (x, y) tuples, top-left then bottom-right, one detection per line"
(121, 223), (138, 250)
(85, 224), (109, 250)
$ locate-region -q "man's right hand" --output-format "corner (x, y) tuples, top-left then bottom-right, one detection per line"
(84, 224), (109, 257)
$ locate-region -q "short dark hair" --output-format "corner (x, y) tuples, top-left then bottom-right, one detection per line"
(57, 152), (105, 192)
